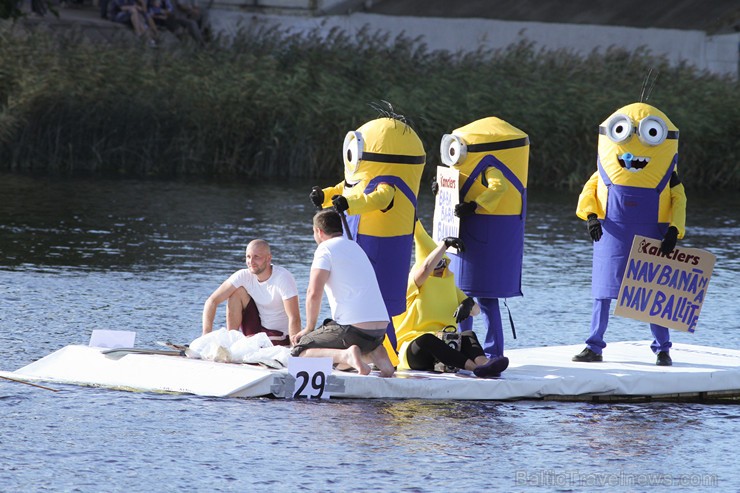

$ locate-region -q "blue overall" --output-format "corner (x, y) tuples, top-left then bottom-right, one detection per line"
(585, 156), (677, 355)
(345, 175), (417, 348)
(451, 154), (526, 358)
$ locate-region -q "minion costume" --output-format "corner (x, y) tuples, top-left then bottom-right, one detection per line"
(310, 116), (425, 350)
(392, 221), (469, 370)
(573, 102), (687, 366)
(439, 117), (530, 359)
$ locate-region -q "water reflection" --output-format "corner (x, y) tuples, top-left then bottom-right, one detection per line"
(2, 173), (738, 274)
(0, 174), (319, 273)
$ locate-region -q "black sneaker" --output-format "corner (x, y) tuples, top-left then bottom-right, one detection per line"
(572, 347), (603, 362)
(656, 351), (672, 366)
(473, 356), (509, 378)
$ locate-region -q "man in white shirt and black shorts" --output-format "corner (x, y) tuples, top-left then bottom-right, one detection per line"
(202, 239), (301, 346)
(291, 209), (395, 377)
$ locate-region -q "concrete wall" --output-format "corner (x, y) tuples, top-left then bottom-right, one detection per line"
(207, 10), (739, 78)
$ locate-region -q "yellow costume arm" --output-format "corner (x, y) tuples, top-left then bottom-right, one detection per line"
(576, 171), (601, 221)
(670, 182), (687, 239)
(455, 286), (467, 304)
(473, 167), (508, 213)
(346, 182), (395, 215)
(321, 183), (345, 209)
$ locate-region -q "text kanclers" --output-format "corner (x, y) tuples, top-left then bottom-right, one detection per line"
(433, 166), (460, 253)
(614, 235), (715, 332)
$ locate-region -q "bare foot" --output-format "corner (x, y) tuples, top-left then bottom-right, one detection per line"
(342, 345), (371, 375)
(368, 345), (395, 378)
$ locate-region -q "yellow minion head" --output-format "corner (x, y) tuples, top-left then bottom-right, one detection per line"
(598, 102), (679, 187)
(440, 116), (529, 186)
(342, 117), (426, 192)
(440, 117), (529, 215)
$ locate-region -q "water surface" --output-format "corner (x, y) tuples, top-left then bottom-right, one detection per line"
(0, 173), (738, 491)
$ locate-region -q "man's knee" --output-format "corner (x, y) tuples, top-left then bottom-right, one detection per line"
(230, 287), (251, 305)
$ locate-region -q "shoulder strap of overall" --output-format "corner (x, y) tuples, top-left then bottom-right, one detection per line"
(655, 155), (678, 194)
(597, 156), (612, 187)
(364, 175), (418, 208)
(459, 154), (525, 198)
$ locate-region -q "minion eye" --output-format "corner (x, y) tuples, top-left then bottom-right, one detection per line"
(343, 131), (363, 170)
(440, 134), (467, 166)
(637, 116), (668, 146)
(605, 114), (634, 144)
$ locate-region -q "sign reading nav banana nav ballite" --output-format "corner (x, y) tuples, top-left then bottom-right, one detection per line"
(614, 235), (716, 332)
(433, 166), (460, 253)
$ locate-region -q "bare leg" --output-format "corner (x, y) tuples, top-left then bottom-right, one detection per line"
(146, 16), (159, 40)
(367, 345), (395, 378)
(129, 11), (148, 37)
(301, 346), (371, 375)
(225, 287), (250, 331)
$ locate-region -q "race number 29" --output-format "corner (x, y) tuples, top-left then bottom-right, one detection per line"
(293, 370), (325, 398)
(287, 357), (333, 399)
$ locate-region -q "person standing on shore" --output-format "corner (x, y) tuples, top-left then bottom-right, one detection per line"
(107, 0), (158, 43)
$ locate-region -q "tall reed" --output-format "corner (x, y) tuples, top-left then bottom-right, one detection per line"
(0, 22), (737, 190)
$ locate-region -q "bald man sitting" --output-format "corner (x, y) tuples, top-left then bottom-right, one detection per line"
(202, 239), (301, 346)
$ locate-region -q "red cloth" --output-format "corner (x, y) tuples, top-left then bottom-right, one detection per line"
(240, 299), (289, 346)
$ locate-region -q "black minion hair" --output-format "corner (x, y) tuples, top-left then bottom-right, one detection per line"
(368, 100), (416, 132)
(640, 68), (660, 102)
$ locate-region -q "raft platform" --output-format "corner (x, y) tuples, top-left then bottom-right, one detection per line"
(2, 341), (740, 401)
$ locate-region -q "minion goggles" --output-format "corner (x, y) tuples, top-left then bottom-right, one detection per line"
(599, 114), (678, 146)
(440, 134), (530, 166)
(343, 131), (426, 173)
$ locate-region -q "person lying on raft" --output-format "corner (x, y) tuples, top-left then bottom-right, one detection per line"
(201, 239), (301, 346)
(392, 221), (509, 377)
(291, 210), (395, 377)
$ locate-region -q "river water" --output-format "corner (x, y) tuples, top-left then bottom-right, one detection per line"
(0, 172), (738, 492)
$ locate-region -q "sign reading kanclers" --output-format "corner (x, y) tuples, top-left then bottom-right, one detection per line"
(287, 356), (332, 399)
(615, 235), (716, 332)
(432, 166), (460, 252)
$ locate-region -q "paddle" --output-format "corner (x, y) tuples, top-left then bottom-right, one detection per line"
(0, 374), (58, 392)
(326, 193), (353, 241)
(313, 188), (353, 240)
(337, 208), (353, 241)
(102, 348), (185, 357)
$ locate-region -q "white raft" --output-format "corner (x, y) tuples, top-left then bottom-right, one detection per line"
(3, 341), (740, 401)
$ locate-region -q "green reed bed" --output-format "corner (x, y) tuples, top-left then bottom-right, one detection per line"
(0, 23), (737, 189)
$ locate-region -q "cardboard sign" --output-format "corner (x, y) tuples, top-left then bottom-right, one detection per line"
(288, 356), (333, 399)
(433, 166), (460, 252)
(614, 235), (715, 332)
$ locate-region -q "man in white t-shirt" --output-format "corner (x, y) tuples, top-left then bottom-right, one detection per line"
(202, 239), (301, 346)
(291, 210), (395, 377)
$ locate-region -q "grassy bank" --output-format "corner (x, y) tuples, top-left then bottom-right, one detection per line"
(0, 23), (738, 189)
